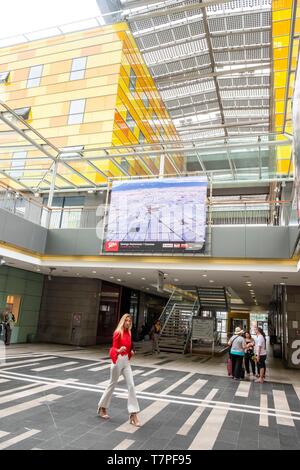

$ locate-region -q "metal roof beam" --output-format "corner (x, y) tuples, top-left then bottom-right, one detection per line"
(0, 101), (98, 189)
(64, 139), (289, 163)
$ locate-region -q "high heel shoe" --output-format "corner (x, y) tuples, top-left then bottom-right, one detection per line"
(129, 413), (141, 427)
(97, 407), (110, 419)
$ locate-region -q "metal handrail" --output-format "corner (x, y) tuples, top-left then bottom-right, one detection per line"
(158, 287), (177, 324)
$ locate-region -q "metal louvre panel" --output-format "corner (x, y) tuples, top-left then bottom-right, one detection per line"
(195, 54), (211, 66)
(221, 88), (269, 98)
(244, 31), (270, 45)
(156, 30), (175, 45)
(150, 63), (169, 76)
(173, 24), (191, 40)
(152, 15), (171, 27)
(211, 35), (228, 49)
(207, 0), (271, 14)
(207, 17), (226, 32)
(226, 14), (243, 31)
(189, 21), (205, 36)
(161, 79), (215, 100)
(138, 35), (159, 49)
(143, 38), (208, 65)
(181, 129), (225, 140)
(131, 18), (154, 32)
(181, 57), (197, 69)
(261, 10), (271, 26)
(167, 61), (183, 72)
(169, 11), (187, 22)
(224, 109), (268, 117)
(221, 76), (269, 87)
(227, 33), (245, 47)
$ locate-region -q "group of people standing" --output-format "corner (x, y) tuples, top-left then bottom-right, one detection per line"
(228, 326), (267, 383)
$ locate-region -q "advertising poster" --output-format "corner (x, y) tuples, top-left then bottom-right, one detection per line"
(104, 176), (208, 253)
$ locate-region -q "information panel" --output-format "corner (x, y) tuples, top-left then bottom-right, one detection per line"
(191, 318), (214, 341)
(104, 176), (207, 253)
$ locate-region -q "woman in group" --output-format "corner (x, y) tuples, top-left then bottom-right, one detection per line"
(97, 313), (141, 426)
(228, 327), (246, 380)
(254, 326), (267, 384)
(244, 331), (256, 378)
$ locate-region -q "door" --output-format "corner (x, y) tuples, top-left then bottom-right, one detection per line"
(96, 283), (121, 344)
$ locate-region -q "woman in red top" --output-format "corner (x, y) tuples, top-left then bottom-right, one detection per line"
(97, 313), (141, 426)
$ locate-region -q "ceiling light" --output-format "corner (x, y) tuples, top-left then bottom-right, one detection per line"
(36, 268), (41, 272)
(0, 257), (6, 265)
(202, 274), (207, 277)
(76, 273), (80, 276)
(209, 280), (214, 283)
(117, 278), (122, 282)
(109, 276), (114, 279)
(146, 287), (149, 290)
(174, 278), (179, 282)
(127, 272), (131, 275)
(141, 277), (146, 280)
(92, 270), (97, 274)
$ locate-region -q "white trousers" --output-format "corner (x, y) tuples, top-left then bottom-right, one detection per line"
(98, 355), (140, 414)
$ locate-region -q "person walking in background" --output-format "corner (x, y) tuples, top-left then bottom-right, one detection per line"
(254, 326), (267, 383)
(97, 313), (141, 426)
(228, 327), (246, 380)
(150, 319), (161, 354)
(3, 310), (15, 346)
(244, 331), (256, 379)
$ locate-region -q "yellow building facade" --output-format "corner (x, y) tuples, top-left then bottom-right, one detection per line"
(0, 23), (180, 188)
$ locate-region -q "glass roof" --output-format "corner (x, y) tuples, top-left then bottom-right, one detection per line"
(124, 0), (273, 139)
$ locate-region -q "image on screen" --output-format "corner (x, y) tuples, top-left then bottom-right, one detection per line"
(104, 177), (207, 252)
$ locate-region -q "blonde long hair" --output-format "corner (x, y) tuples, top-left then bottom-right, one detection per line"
(115, 313), (132, 336)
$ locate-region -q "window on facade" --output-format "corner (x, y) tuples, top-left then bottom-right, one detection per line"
(120, 157), (130, 173)
(126, 111), (136, 133)
(10, 151), (26, 178)
(139, 131), (146, 144)
(0, 71), (10, 83)
(27, 65), (43, 88)
(70, 57), (87, 80)
(141, 92), (148, 108)
(129, 68), (137, 94)
(68, 99), (85, 124)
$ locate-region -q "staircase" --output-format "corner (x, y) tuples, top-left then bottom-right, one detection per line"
(196, 287), (230, 312)
(158, 302), (198, 354)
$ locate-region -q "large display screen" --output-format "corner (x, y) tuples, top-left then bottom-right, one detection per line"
(104, 176), (208, 253)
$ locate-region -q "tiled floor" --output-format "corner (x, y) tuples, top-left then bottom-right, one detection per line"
(0, 342), (300, 450)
